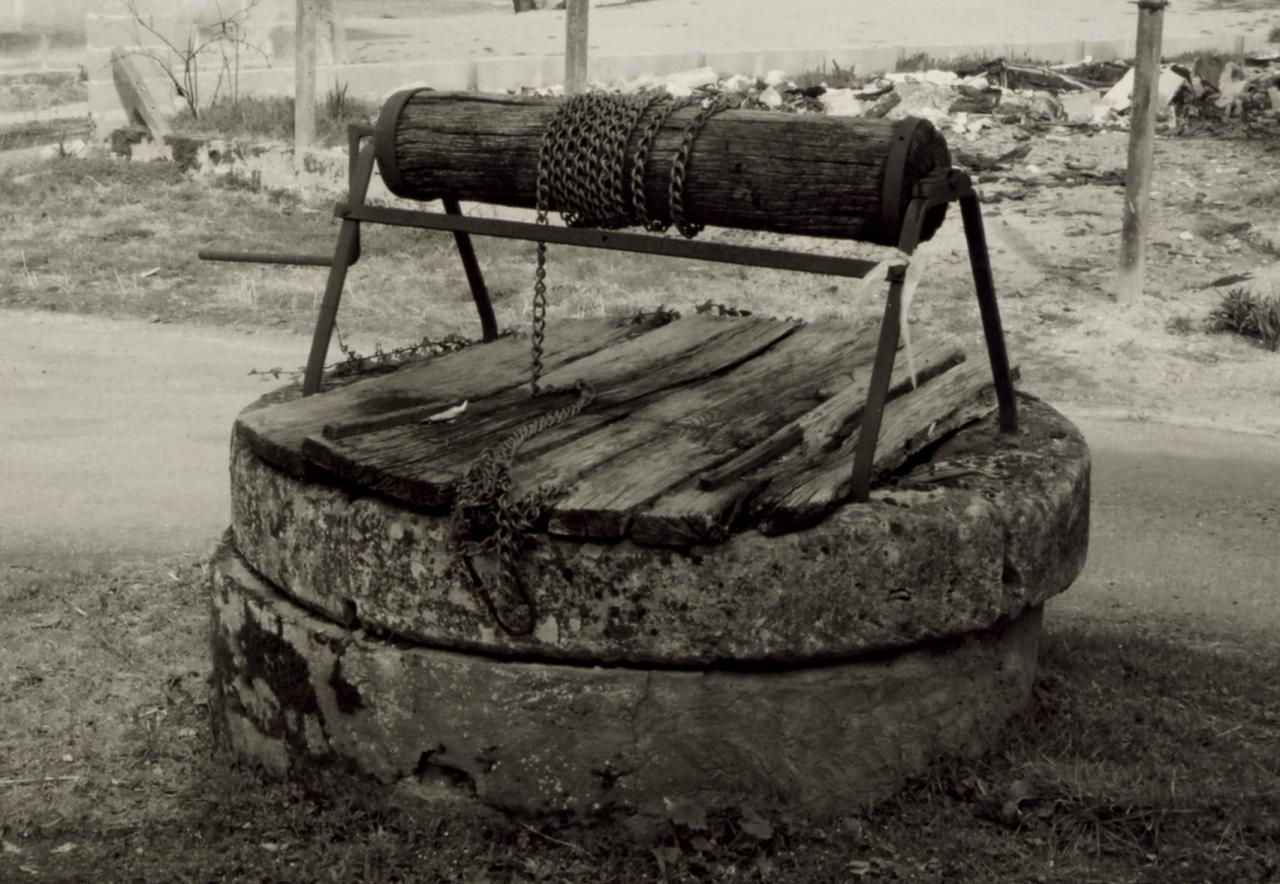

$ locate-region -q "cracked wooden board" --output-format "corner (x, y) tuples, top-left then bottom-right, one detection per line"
(754, 360), (1014, 535)
(235, 314), (672, 476)
(629, 336), (966, 546)
(250, 313), (1004, 545)
(301, 314), (800, 508)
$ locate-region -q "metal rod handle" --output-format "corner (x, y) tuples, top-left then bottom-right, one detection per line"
(198, 249), (333, 267)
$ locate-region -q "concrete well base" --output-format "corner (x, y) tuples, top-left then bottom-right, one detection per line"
(210, 540), (1043, 819)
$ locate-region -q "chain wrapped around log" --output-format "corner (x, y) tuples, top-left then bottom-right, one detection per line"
(374, 90), (952, 247)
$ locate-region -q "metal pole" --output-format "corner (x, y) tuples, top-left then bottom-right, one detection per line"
(303, 142), (376, 395)
(565, 0), (589, 95)
(1116, 0), (1168, 303)
(442, 197), (499, 342)
(959, 194), (1018, 433)
(294, 0), (318, 170)
(849, 267), (905, 503)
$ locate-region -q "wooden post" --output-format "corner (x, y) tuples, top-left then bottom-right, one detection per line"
(294, 0), (318, 169)
(565, 0), (589, 95)
(1115, 0), (1168, 303)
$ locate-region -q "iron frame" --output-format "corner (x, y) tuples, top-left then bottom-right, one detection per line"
(201, 122), (1017, 505)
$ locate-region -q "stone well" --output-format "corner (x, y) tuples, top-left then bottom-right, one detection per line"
(210, 378), (1089, 820)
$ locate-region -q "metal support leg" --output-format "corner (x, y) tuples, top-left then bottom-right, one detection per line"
(959, 194), (1018, 433)
(850, 266), (906, 503)
(442, 196), (498, 342)
(302, 140), (377, 396)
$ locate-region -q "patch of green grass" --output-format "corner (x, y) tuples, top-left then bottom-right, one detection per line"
(169, 84), (380, 147)
(791, 59), (861, 89)
(1209, 287), (1280, 350)
(895, 52), (1062, 75)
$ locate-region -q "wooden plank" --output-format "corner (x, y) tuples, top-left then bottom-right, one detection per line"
(629, 338), (965, 547)
(540, 327), (961, 541)
(300, 314), (799, 508)
(110, 47), (171, 140)
(698, 339), (965, 490)
(753, 361), (1006, 535)
(237, 315), (666, 476)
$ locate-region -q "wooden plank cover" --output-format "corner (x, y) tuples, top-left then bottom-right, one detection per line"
(752, 360), (1008, 535)
(629, 336), (966, 547)
(244, 315), (1000, 545)
(301, 314), (801, 508)
(236, 314), (670, 476)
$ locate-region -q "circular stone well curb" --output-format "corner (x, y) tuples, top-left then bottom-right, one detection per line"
(210, 540), (1045, 818)
(229, 393), (1089, 665)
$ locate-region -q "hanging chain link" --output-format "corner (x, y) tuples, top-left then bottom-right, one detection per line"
(452, 90), (731, 635)
(669, 93), (739, 238)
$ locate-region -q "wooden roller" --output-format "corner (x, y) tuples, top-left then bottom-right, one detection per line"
(374, 90), (952, 246)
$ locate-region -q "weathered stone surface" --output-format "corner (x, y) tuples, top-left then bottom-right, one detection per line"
(210, 541), (1044, 819)
(230, 392), (1088, 665)
(900, 395), (1091, 611)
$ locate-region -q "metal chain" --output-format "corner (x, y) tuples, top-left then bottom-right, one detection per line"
(450, 379), (594, 636)
(630, 95), (694, 231)
(452, 91), (731, 635)
(669, 94), (739, 238)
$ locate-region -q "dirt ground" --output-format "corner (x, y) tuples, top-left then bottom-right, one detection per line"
(2, 3), (1279, 878)
(339, 0), (1278, 65)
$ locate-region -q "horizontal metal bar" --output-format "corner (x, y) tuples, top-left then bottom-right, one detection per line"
(339, 204), (884, 279)
(198, 249), (333, 268)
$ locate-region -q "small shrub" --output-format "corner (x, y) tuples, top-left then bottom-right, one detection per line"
(1165, 313), (1197, 335)
(1208, 287), (1280, 350)
(792, 60), (861, 90)
(1270, 24), (1280, 43)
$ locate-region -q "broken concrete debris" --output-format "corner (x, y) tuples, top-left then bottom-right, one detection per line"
(515, 46), (1280, 138)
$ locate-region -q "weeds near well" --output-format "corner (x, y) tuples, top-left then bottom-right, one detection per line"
(1209, 287), (1280, 350)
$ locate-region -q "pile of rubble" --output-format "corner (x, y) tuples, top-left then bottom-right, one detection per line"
(529, 45), (1280, 138)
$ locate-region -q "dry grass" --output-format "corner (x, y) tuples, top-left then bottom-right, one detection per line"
(169, 86), (381, 147)
(0, 156), (896, 350)
(0, 70), (86, 113)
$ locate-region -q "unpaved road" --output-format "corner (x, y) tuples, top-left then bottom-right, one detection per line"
(343, 0), (1277, 66)
(2, 308), (1276, 632)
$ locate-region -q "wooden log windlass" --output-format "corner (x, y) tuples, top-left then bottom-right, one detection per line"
(374, 90), (952, 247)
(198, 90), (1019, 519)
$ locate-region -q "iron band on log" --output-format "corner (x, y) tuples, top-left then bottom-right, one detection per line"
(374, 90), (952, 246)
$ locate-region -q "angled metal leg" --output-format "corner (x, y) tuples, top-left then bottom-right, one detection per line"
(442, 196), (498, 342)
(850, 265), (905, 503)
(302, 140), (377, 396)
(959, 193), (1018, 433)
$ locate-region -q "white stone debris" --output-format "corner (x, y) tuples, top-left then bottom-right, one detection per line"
(819, 88), (868, 117)
(662, 66), (719, 97)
